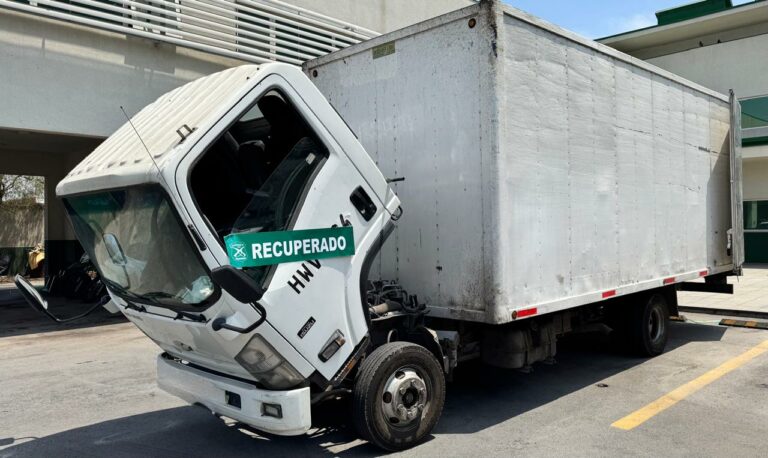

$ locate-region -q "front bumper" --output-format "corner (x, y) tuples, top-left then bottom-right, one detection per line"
(157, 354), (311, 436)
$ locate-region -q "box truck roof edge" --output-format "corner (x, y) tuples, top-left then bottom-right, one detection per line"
(304, 0), (729, 103)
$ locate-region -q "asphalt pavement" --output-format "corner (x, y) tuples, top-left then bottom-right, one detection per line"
(0, 305), (766, 457)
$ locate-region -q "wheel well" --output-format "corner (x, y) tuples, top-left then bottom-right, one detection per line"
(415, 329), (445, 368)
(387, 327), (445, 374)
(661, 285), (679, 317)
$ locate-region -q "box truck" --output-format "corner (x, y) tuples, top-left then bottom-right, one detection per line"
(17, 0), (743, 451)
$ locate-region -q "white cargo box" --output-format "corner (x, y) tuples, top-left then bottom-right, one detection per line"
(304, 0), (743, 324)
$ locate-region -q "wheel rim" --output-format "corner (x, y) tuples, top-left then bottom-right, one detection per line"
(381, 366), (429, 428)
(648, 304), (664, 343)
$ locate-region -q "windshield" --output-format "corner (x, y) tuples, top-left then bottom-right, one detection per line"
(64, 185), (216, 309)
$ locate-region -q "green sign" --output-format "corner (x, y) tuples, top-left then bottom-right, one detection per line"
(224, 227), (355, 268)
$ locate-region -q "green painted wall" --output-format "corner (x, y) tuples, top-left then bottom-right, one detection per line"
(745, 232), (768, 263)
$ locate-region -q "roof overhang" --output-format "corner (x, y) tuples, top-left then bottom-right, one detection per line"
(598, 1), (768, 53)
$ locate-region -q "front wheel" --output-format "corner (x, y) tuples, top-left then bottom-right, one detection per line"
(352, 342), (446, 451)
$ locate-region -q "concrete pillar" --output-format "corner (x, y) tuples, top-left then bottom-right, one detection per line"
(43, 162), (83, 277)
(0, 139), (95, 278)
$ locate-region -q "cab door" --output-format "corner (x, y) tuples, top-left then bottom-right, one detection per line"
(174, 68), (399, 381)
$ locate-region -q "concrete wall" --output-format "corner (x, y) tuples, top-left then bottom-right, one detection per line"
(0, 1), (475, 139)
(286, 0), (474, 33)
(743, 157), (768, 200)
(0, 200), (44, 275)
(0, 203), (44, 248)
(0, 10), (245, 138)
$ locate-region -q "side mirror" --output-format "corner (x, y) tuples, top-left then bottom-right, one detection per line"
(14, 274), (49, 314)
(15, 274), (111, 324)
(210, 265), (265, 304)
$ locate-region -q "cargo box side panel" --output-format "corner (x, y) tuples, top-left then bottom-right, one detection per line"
(616, 65), (654, 285)
(683, 88), (712, 272)
(496, 12), (733, 318)
(496, 20), (576, 310)
(308, 10), (498, 315)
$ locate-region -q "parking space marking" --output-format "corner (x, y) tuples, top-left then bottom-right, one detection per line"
(612, 340), (768, 431)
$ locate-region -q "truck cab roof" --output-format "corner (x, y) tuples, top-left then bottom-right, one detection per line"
(57, 64), (268, 197)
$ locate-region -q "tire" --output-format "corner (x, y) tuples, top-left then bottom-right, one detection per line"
(352, 342), (446, 451)
(628, 293), (669, 357)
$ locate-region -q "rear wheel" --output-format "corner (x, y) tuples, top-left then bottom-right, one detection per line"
(352, 342), (445, 451)
(628, 293), (669, 357)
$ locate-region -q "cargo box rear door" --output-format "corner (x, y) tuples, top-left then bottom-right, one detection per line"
(730, 90), (744, 271)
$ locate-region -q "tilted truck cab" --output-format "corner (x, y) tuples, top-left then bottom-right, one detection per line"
(16, 0), (744, 452)
(50, 64), (402, 437)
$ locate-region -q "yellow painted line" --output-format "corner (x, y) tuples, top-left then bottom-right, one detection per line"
(612, 340), (768, 431)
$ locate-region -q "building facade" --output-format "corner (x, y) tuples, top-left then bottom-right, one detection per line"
(0, 0), (471, 276)
(599, 0), (768, 263)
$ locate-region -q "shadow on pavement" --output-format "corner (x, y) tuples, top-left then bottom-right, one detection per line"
(437, 321), (725, 436)
(0, 321), (725, 457)
(0, 299), (125, 338)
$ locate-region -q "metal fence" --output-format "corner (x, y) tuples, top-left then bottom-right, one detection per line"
(0, 0), (379, 64)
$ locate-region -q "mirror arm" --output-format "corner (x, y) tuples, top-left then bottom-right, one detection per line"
(209, 265), (268, 333)
(211, 302), (267, 334)
(42, 298), (109, 323)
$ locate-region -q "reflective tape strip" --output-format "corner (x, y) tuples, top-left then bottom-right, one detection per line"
(516, 307), (538, 318)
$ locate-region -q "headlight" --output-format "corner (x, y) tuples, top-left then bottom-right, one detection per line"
(235, 334), (304, 389)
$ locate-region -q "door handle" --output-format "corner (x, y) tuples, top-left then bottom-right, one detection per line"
(350, 186), (377, 221)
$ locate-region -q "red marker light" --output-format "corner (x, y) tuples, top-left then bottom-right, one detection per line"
(513, 307), (538, 319)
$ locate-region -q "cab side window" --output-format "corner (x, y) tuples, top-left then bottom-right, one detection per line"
(190, 90), (327, 240)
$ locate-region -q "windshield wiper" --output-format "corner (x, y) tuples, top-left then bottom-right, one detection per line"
(125, 303), (147, 313)
(103, 285), (205, 322)
(101, 279), (162, 308)
(134, 292), (207, 322)
(102, 279), (144, 303)
(144, 292), (208, 322)
(174, 310), (207, 322)
(101, 282), (206, 322)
